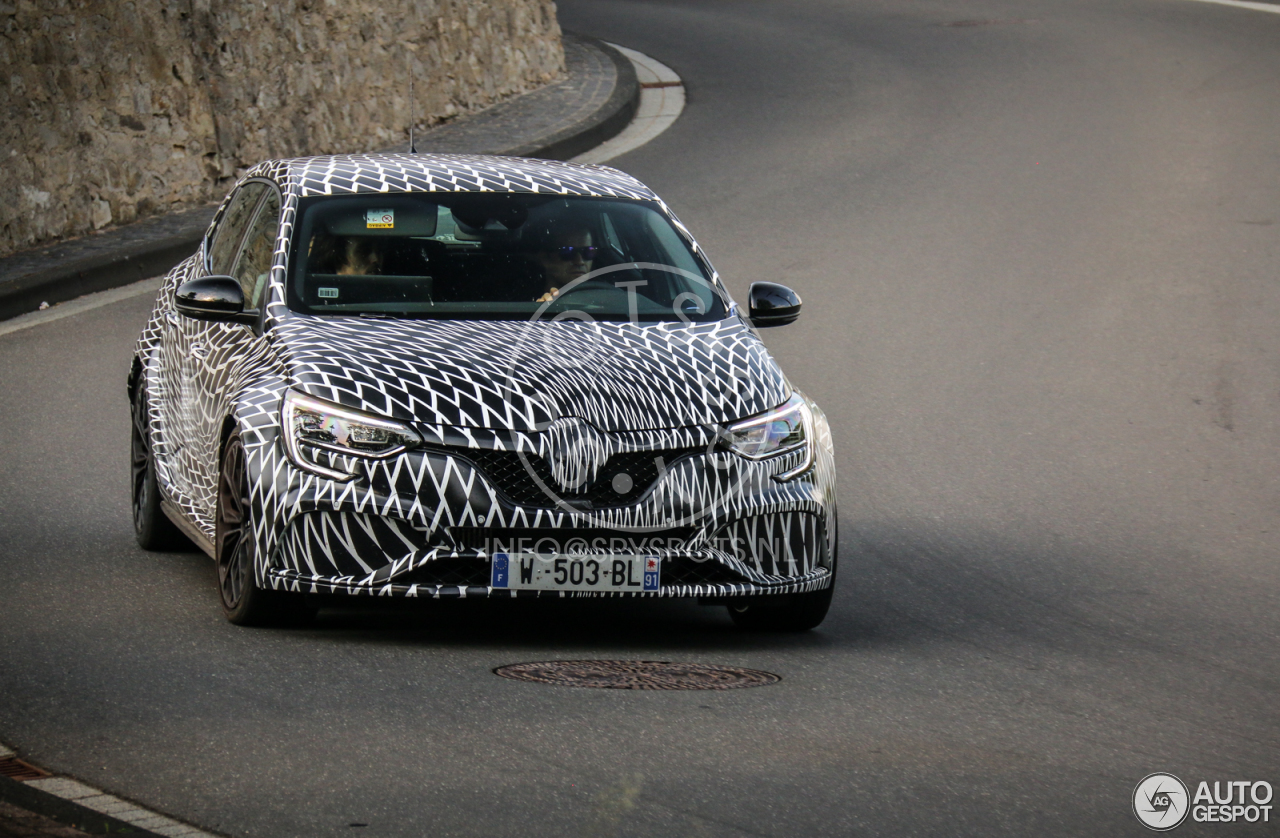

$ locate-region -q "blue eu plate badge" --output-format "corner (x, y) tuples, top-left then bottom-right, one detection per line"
(643, 556), (660, 591)
(491, 553), (509, 588)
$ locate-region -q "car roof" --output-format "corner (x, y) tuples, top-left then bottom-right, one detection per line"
(246, 152), (657, 202)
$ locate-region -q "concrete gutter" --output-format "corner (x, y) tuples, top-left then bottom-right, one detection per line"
(0, 769), (213, 837)
(0, 33), (638, 322)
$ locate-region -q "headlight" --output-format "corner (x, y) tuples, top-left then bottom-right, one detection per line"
(282, 389), (421, 480)
(721, 392), (814, 481)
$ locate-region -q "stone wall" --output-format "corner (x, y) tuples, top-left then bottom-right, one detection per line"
(0, 0), (564, 258)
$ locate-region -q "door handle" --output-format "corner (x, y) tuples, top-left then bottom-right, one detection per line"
(166, 310), (180, 326)
(190, 342), (207, 359)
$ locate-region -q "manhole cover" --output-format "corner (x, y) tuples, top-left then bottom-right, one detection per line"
(943, 18), (1035, 27)
(494, 660), (780, 690)
(0, 757), (50, 781)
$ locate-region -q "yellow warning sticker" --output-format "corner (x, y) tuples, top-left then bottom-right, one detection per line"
(366, 209), (394, 229)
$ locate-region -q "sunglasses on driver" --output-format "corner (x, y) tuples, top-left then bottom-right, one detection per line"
(553, 245), (599, 260)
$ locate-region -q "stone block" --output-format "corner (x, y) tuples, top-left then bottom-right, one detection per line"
(0, 0), (565, 257)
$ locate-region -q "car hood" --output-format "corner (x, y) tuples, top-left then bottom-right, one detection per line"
(274, 316), (790, 433)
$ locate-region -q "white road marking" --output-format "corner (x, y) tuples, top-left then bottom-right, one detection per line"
(573, 45), (685, 165)
(0, 743), (219, 838)
(23, 776), (218, 837)
(1181, 0), (1280, 12)
(0, 276), (162, 338)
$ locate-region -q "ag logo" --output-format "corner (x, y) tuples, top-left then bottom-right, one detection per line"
(1134, 773), (1190, 831)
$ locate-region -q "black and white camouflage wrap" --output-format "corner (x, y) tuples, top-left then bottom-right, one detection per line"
(132, 153), (837, 601)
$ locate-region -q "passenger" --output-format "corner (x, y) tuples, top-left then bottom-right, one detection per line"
(335, 237), (385, 276)
(308, 234), (385, 276)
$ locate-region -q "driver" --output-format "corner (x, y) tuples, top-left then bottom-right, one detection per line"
(530, 223), (597, 303)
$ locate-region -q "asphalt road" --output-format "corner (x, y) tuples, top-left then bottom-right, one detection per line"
(2, 1), (1278, 836)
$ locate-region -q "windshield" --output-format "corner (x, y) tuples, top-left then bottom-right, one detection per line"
(286, 193), (727, 322)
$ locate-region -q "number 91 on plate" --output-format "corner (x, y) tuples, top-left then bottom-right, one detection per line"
(490, 553), (660, 592)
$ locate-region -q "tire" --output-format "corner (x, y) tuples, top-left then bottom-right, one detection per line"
(727, 584), (834, 632)
(130, 387), (189, 551)
(727, 524), (838, 632)
(216, 432), (313, 626)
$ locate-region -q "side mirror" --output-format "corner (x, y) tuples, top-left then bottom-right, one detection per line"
(175, 276), (257, 325)
(748, 281), (802, 327)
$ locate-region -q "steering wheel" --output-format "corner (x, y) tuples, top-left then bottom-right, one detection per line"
(548, 281), (628, 302)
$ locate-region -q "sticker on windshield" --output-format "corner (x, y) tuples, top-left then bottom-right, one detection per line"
(318, 287), (339, 299)
(366, 209), (394, 229)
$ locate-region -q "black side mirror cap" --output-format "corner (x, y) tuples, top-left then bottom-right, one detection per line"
(175, 276), (258, 325)
(748, 281), (802, 327)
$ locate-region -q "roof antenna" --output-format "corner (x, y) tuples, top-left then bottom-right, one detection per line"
(408, 49), (417, 154)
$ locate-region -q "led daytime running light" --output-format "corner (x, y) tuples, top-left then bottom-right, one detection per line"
(722, 393), (815, 481)
(282, 389), (420, 481)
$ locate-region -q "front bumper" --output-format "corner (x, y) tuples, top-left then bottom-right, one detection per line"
(268, 566), (834, 600)
(252, 401), (838, 601)
(265, 507), (834, 599)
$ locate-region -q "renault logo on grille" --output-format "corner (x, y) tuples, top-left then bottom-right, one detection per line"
(540, 418), (610, 492)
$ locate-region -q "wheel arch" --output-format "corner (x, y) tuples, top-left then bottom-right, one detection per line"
(219, 414), (240, 463)
(127, 355), (144, 404)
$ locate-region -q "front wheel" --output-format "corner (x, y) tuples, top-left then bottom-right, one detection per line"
(216, 433), (312, 626)
(131, 387), (188, 551)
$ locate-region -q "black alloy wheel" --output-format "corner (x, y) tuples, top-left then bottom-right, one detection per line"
(130, 388), (187, 550)
(216, 433), (312, 626)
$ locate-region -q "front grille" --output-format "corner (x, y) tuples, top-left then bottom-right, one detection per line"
(394, 557), (492, 588)
(462, 449), (700, 508)
(450, 527), (697, 554)
(661, 557), (748, 587)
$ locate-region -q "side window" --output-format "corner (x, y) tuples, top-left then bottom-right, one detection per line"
(208, 182), (267, 275)
(231, 189), (281, 310)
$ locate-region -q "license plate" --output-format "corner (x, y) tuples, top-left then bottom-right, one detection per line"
(490, 553), (660, 592)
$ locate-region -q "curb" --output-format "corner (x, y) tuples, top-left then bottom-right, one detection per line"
(0, 33), (639, 323)
(510, 38), (639, 161)
(572, 43), (685, 166)
(0, 773), (203, 837)
(0, 217), (215, 324)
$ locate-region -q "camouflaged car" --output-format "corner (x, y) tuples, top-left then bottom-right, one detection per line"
(129, 152), (837, 630)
